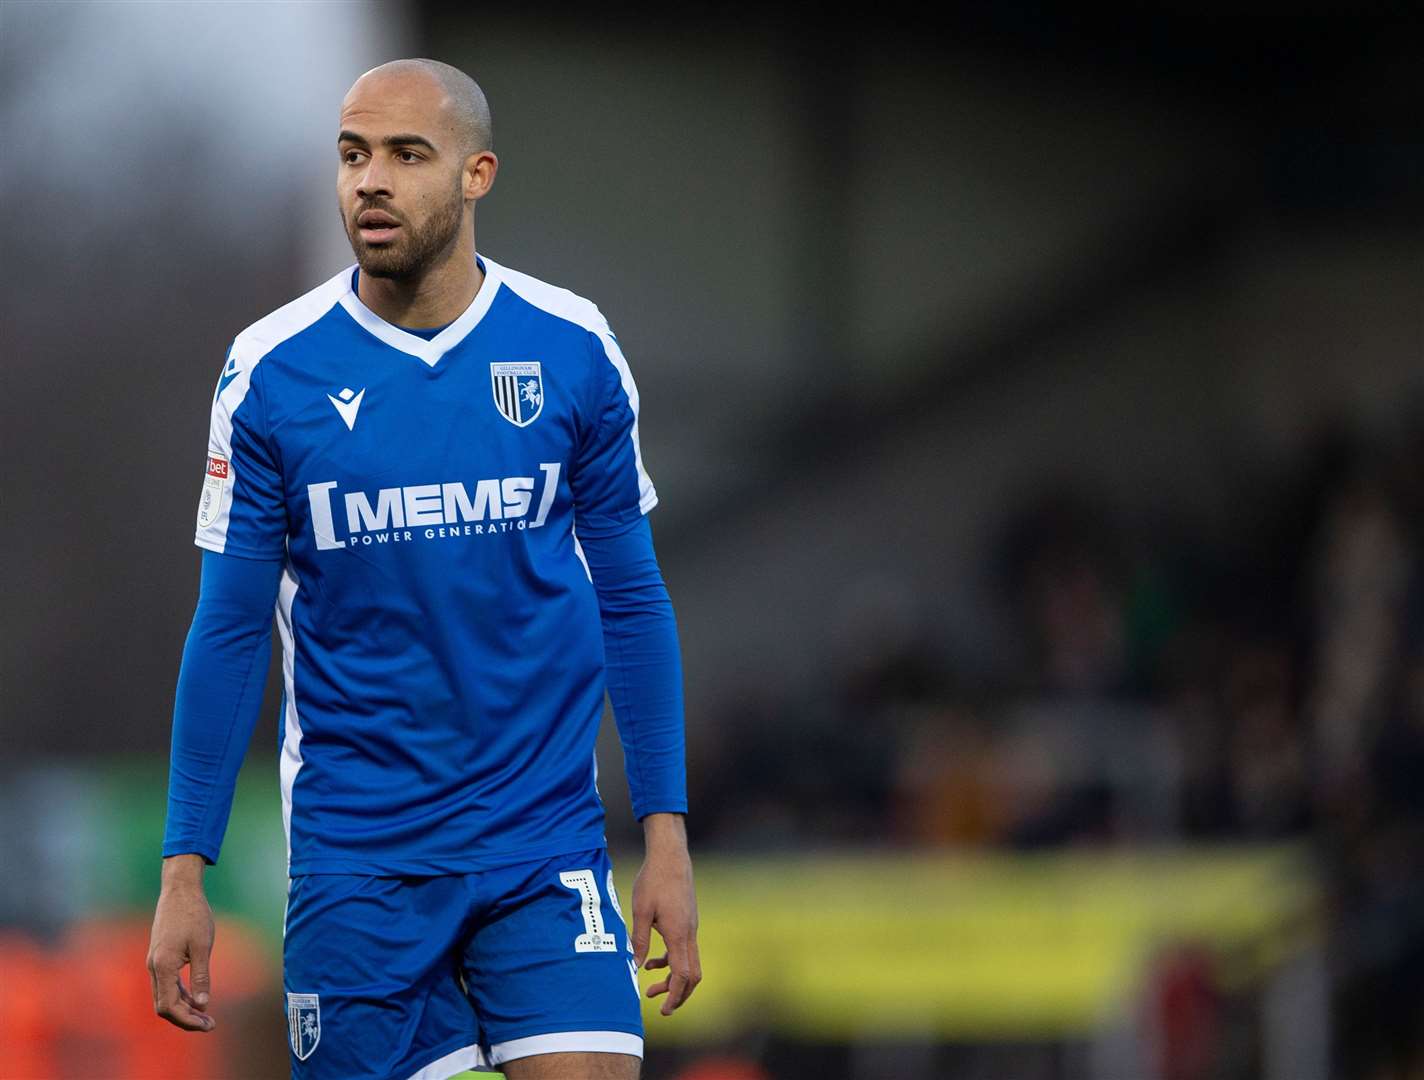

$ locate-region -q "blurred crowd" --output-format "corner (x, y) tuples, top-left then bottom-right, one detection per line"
(684, 417), (1424, 1080)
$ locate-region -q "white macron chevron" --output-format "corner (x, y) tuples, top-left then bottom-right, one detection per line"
(327, 386), (366, 431)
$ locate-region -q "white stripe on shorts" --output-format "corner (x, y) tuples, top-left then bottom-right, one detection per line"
(405, 1042), (488, 1079)
(488, 1030), (644, 1065)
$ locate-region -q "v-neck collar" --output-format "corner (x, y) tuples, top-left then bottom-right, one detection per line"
(339, 254), (502, 368)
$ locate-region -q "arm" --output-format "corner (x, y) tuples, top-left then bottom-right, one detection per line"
(581, 515), (701, 1014)
(583, 514), (686, 820)
(148, 548), (283, 1032)
(569, 314), (701, 1011)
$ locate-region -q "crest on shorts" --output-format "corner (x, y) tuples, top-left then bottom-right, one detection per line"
(490, 362), (544, 427)
(287, 992), (320, 1060)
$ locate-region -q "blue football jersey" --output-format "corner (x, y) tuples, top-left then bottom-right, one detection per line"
(194, 255), (659, 874)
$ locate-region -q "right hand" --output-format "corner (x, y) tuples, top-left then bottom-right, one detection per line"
(146, 854), (216, 1031)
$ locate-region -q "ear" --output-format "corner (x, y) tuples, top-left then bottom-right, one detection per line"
(464, 150), (498, 201)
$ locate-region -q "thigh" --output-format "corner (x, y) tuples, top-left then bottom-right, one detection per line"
(283, 873), (485, 1079)
(501, 1051), (639, 1079)
(464, 849), (643, 1070)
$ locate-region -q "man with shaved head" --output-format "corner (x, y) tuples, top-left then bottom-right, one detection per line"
(148, 58), (698, 1079)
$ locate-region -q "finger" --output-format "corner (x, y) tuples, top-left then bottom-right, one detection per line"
(175, 975), (215, 1030)
(147, 952), (164, 1012)
(662, 971), (690, 1015)
(661, 930), (695, 1014)
(189, 940), (212, 1009)
(645, 976), (671, 998)
(151, 953), (181, 1013)
(643, 953), (669, 970)
(176, 974), (210, 1014)
(683, 935), (703, 1003)
(631, 907), (653, 971)
(151, 960), (214, 1032)
(163, 1001), (216, 1031)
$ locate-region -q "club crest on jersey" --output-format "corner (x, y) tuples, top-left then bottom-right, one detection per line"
(286, 992), (320, 1060)
(490, 362), (543, 427)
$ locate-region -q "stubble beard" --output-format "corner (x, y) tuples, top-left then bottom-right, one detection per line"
(344, 185), (465, 281)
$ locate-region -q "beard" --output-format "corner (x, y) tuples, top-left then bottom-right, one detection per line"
(343, 184), (465, 280)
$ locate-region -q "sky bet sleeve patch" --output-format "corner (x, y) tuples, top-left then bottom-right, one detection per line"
(197, 451), (229, 528)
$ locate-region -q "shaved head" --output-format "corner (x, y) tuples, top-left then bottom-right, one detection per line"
(353, 58), (492, 156)
(337, 57), (498, 288)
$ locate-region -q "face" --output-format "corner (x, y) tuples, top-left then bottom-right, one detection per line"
(337, 71), (469, 280)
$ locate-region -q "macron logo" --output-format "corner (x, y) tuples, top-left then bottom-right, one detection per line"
(327, 387), (366, 431)
(216, 356), (241, 397)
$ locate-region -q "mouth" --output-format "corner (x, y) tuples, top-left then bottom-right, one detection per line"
(356, 209), (401, 244)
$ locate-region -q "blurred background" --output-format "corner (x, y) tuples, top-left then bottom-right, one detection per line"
(3, 4), (1422, 1079)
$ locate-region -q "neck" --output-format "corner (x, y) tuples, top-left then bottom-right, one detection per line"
(357, 227), (484, 329)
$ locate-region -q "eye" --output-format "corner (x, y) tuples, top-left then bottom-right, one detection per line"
(396, 149), (421, 163)
(342, 149), (366, 165)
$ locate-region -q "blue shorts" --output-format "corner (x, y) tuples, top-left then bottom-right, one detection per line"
(281, 848), (643, 1078)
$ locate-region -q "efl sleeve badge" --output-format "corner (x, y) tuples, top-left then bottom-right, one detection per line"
(197, 451), (229, 528)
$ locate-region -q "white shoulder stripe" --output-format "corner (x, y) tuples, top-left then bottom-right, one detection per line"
(597, 331), (658, 514)
(196, 266), (351, 552)
(481, 256), (607, 335)
(232, 265), (352, 363)
(483, 257), (657, 513)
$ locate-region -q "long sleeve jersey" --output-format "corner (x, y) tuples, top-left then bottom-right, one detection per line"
(162, 256), (687, 873)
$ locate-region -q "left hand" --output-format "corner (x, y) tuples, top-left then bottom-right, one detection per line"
(630, 813), (702, 1015)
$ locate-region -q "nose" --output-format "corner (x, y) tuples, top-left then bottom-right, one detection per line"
(355, 157), (393, 201)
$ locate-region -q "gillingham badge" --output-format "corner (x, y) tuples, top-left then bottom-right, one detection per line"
(490, 362), (544, 427)
(287, 992), (320, 1060)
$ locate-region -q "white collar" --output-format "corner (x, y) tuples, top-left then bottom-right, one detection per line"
(338, 254), (502, 367)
